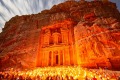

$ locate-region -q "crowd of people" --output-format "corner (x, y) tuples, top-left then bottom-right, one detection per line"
(0, 66), (120, 80)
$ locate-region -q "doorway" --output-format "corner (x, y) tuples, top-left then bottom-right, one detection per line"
(56, 55), (59, 65)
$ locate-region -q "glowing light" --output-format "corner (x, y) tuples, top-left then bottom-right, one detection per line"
(0, 66), (120, 79)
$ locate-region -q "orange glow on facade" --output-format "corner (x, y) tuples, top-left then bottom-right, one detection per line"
(36, 19), (120, 69)
(36, 20), (76, 67)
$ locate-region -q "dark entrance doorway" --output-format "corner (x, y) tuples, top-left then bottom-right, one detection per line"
(56, 55), (59, 65)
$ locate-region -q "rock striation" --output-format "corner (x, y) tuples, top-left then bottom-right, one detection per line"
(0, 0), (120, 70)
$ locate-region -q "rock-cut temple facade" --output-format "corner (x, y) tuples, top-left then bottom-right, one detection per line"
(36, 20), (76, 67)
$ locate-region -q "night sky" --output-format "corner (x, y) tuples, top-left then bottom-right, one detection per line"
(0, 0), (120, 33)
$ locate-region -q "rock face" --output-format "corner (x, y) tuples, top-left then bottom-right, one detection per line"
(74, 19), (120, 69)
(0, 0), (120, 70)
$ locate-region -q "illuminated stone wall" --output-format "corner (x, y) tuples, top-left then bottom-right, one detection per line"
(36, 18), (120, 69)
(74, 19), (120, 69)
(36, 20), (76, 67)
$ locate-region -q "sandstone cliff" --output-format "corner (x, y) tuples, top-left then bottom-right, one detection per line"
(0, 0), (120, 70)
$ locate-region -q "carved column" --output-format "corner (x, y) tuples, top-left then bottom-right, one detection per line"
(51, 51), (53, 66)
(58, 51), (60, 65)
(44, 52), (47, 66)
(46, 51), (49, 66)
(41, 52), (45, 67)
(63, 50), (65, 65)
(53, 51), (56, 66)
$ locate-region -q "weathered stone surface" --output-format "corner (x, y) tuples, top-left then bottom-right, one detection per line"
(0, 0), (120, 70)
(74, 18), (120, 69)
